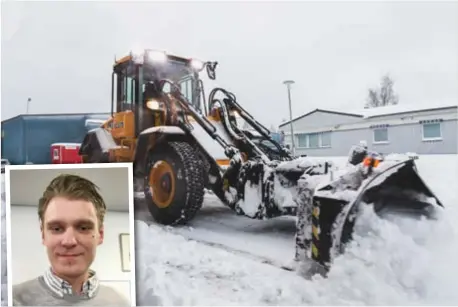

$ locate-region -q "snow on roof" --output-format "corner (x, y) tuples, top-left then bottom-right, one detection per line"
(51, 142), (81, 147)
(85, 119), (106, 125)
(330, 102), (457, 119)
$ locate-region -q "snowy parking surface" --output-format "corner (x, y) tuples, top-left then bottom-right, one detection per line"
(134, 155), (458, 305)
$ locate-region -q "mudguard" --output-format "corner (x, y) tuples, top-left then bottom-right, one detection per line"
(79, 127), (120, 163)
(305, 155), (444, 271)
(133, 126), (188, 174)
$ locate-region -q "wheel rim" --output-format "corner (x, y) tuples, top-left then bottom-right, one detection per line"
(149, 161), (176, 208)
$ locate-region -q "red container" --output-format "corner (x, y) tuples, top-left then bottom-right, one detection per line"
(51, 143), (83, 164)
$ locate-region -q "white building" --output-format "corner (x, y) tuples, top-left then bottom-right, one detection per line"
(278, 103), (458, 156)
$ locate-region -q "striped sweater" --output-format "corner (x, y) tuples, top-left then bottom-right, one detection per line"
(12, 268), (130, 306)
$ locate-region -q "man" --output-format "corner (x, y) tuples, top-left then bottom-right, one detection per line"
(12, 174), (130, 306)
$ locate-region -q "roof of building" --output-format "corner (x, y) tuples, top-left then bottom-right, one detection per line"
(279, 102), (457, 127)
(278, 109), (363, 127)
(343, 102), (457, 119)
(1, 112), (111, 124)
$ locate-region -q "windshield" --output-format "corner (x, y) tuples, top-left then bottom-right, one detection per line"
(143, 60), (194, 84)
(142, 59), (197, 104)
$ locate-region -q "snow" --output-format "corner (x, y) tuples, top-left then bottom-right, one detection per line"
(272, 176), (297, 208)
(140, 126), (186, 135)
(342, 102), (457, 119)
(189, 120), (235, 161)
(1, 175), (7, 306)
(2, 154), (458, 305)
(85, 119), (106, 126)
(134, 154), (458, 305)
(237, 182), (261, 217)
(280, 102), (457, 127)
(94, 127), (123, 152)
(51, 142), (81, 147)
(275, 156), (329, 171)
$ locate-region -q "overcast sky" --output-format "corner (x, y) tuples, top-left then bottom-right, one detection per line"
(2, 1), (457, 127)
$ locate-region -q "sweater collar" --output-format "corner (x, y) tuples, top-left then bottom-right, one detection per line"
(42, 267), (100, 298)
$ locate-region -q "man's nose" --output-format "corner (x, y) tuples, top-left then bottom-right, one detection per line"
(61, 228), (78, 247)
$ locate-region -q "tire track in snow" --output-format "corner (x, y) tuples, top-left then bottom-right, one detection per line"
(134, 195), (299, 273)
(137, 214), (297, 273)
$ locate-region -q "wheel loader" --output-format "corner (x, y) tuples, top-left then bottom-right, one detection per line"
(79, 48), (444, 274)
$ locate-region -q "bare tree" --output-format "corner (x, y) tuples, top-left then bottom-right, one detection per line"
(365, 74), (399, 108)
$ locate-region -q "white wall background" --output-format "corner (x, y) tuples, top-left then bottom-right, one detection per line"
(9, 166), (131, 210)
(7, 165), (134, 304)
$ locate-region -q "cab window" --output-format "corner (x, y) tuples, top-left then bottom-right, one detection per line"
(122, 76), (135, 104)
(178, 77), (193, 103)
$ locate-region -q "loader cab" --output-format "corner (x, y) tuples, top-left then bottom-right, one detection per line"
(111, 49), (217, 137)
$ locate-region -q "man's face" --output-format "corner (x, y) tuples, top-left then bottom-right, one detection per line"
(41, 196), (104, 279)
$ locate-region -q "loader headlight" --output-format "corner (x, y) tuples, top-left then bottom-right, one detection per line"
(190, 59), (205, 71)
(147, 50), (167, 63)
(146, 99), (161, 110)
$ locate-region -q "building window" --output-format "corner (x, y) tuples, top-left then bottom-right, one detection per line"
(422, 123), (441, 140)
(309, 134), (319, 148)
(297, 134), (307, 148)
(373, 128), (388, 143)
(296, 132), (332, 148)
(321, 132), (331, 147)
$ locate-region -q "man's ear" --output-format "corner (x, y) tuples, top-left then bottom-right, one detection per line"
(98, 225), (104, 245)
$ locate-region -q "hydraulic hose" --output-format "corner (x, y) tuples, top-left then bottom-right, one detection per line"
(207, 87), (293, 161)
(159, 79), (240, 158)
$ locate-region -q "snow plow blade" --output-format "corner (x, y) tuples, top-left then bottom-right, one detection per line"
(304, 154), (444, 273)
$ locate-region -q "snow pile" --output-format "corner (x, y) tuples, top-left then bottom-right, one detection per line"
(328, 204), (458, 305)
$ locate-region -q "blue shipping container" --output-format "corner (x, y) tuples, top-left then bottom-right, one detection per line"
(1, 113), (110, 165)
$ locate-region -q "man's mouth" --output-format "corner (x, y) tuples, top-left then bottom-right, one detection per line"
(57, 253), (82, 258)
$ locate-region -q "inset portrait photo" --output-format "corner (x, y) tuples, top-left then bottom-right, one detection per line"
(4, 163), (136, 306)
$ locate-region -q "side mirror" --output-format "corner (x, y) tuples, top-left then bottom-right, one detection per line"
(206, 61), (218, 80)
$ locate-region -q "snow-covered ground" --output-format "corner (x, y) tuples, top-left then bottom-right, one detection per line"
(1, 175), (7, 306)
(1, 155), (457, 305)
(134, 154), (458, 305)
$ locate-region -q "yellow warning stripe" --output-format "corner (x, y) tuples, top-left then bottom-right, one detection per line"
(312, 206), (319, 218)
(311, 243), (319, 258)
(312, 225), (319, 240)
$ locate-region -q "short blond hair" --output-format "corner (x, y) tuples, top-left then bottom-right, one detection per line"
(38, 174), (107, 225)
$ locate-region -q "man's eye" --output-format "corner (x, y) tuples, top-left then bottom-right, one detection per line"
(79, 225), (92, 231)
(50, 226), (62, 232)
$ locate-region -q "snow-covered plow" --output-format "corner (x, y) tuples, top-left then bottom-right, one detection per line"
(292, 147), (444, 275)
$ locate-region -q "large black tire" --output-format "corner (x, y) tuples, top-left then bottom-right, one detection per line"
(144, 141), (205, 225)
